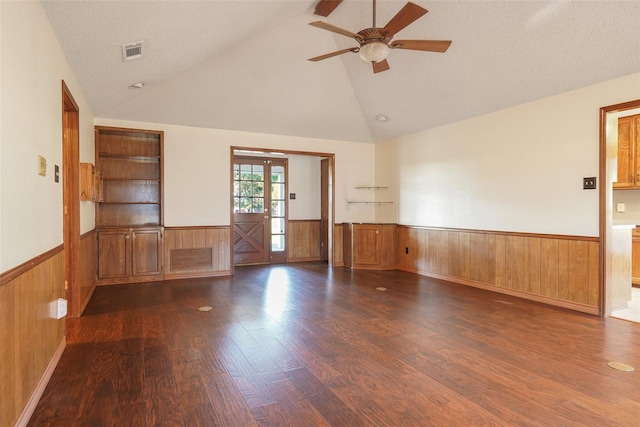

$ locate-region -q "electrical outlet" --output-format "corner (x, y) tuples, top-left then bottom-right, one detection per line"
(50, 298), (67, 319)
(617, 203), (626, 213)
(583, 177), (596, 189)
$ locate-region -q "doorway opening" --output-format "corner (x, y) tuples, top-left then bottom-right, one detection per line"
(230, 147), (335, 269)
(600, 99), (640, 318)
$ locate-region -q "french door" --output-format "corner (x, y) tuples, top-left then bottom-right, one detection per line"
(233, 156), (287, 265)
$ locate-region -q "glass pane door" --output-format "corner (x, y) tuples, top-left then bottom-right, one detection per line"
(232, 156), (287, 264)
(269, 160), (287, 263)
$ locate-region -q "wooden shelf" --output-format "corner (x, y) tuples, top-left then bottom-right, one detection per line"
(99, 202), (160, 205)
(98, 153), (160, 161)
(102, 178), (161, 182)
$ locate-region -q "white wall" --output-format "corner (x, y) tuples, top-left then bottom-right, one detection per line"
(378, 73), (640, 236)
(288, 155), (321, 220)
(0, 1), (94, 272)
(94, 118), (376, 226)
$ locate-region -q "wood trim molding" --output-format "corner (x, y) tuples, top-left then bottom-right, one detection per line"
(399, 224), (599, 242)
(14, 338), (66, 427)
(0, 245), (64, 287)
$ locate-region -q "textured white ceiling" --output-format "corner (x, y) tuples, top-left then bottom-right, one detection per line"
(41, 0), (640, 143)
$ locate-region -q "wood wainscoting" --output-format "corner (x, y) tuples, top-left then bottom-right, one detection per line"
(0, 247), (66, 427)
(75, 230), (97, 317)
(397, 226), (600, 314)
(333, 223), (344, 267)
(164, 226), (231, 279)
(288, 220), (321, 262)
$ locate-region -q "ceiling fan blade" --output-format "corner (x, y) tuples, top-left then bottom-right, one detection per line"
(390, 39), (452, 52)
(314, 0), (343, 17)
(308, 47), (357, 62)
(373, 59), (390, 73)
(309, 21), (364, 41)
(382, 2), (428, 37)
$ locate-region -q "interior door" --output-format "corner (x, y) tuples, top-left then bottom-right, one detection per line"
(233, 158), (270, 265)
(233, 156), (288, 265)
(269, 159), (287, 263)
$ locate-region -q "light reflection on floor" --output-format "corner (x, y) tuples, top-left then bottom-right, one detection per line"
(264, 268), (291, 320)
(611, 287), (640, 324)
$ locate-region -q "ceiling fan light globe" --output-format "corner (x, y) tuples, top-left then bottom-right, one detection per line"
(359, 42), (389, 63)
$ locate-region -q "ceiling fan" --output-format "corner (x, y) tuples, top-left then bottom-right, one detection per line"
(308, 0), (451, 73)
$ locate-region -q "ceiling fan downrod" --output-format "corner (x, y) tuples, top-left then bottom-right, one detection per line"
(372, 0), (377, 28)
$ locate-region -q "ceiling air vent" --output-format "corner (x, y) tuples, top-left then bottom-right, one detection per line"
(121, 41), (144, 61)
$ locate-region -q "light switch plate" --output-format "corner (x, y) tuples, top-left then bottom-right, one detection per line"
(617, 203), (626, 213)
(38, 155), (47, 176)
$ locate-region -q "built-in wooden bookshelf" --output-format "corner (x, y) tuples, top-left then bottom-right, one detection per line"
(95, 126), (164, 284)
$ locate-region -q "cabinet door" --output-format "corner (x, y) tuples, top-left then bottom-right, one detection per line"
(615, 116), (635, 188)
(354, 225), (381, 266)
(98, 229), (130, 279)
(132, 228), (163, 277)
(632, 234), (640, 285)
(634, 116), (640, 188)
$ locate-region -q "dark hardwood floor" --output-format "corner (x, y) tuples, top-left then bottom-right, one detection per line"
(28, 263), (640, 426)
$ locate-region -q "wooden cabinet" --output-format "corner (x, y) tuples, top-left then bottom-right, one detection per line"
(95, 126), (164, 285)
(614, 114), (640, 189)
(343, 223), (396, 270)
(632, 227), (640, 286)
(97, 228), (163, 283)
(79, 162), (102, 202)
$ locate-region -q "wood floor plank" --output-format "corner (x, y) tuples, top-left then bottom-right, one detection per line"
(204, 371), (259, 426)
(266, 379), (331, 427)
(27, 263), (640, 426)
(284, 367), (366, 427)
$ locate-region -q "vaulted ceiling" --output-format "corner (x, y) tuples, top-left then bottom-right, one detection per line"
(41, 1), (640, 143)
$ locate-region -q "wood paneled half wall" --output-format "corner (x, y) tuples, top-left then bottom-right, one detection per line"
(397, 226), (600, 314)
(287, 220), (322, 262)
(164, 226), (231, 279)
(0, 247), (66, 426)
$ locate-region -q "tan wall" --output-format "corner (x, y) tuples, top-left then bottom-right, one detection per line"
(0, 249), (66, 426)
(397, 225), (599, 314)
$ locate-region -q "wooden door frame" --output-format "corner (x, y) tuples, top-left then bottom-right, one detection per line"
(230, 147), (335, 272)
(321, 158), (329, 262)
(62, 81), (81, 317)
(599, 98), (640, 317)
